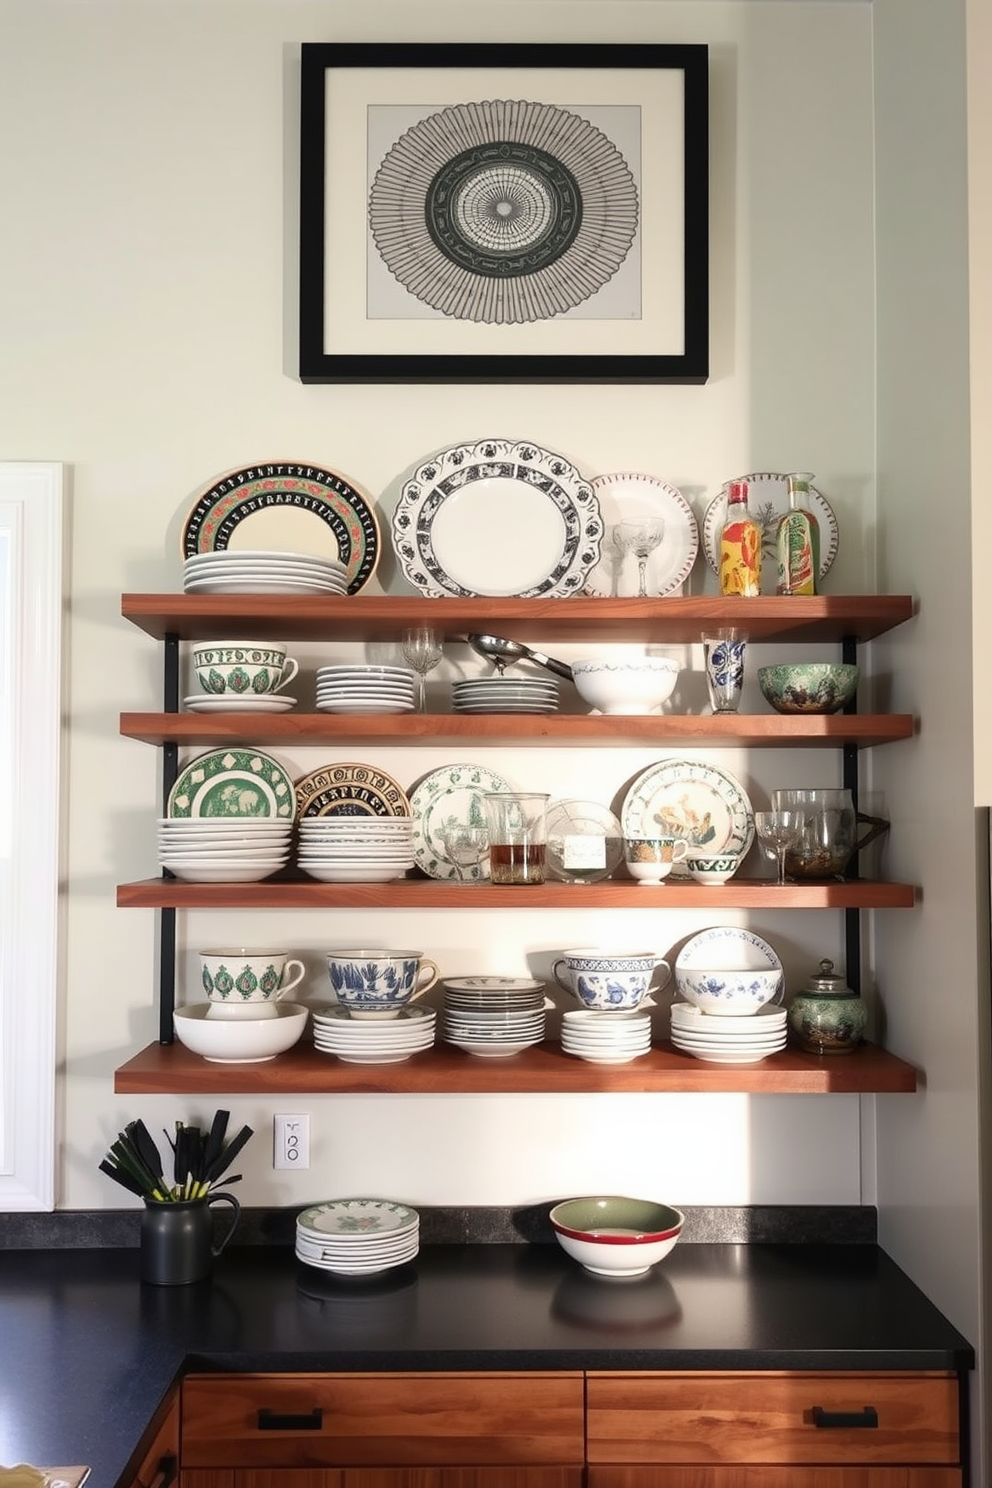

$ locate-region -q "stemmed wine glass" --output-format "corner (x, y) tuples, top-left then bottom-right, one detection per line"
(441, 824), (490, 883)
(612, 520), (665, 597)
(753, 810), (805, 886)
(401, 627), (443, 713)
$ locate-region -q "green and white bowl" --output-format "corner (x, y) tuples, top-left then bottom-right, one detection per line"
(757, 663), (859, 714)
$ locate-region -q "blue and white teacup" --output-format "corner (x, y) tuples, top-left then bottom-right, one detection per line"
(326, 949), (440, 1020)
(552, 949), (671, 1011)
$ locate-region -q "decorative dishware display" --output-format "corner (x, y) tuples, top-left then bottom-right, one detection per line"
(297, 815), (415, 884)
(390, 437), (604, 598)
(401, 627), (443, 712)
(451, 676), (560, 714)
(702, 472), (839, 592)
(669, 1002), (788, 1063)
(702, 629), (747, 714)
(166, 747), (297, 819)
(770, 787), (889, 880)
(787, 959), (867, 1055)
(182, 549), (349, 596)
(757, 662), (860, 715)
(754, 809), (806, 885)
(621, 759), (755, 874)
(315, 665), (416, 715)
(623, 836), (690, 884)
(295, 1199), (420, 1277)
(552, 949), (671, 1011)
(199, 949), (306, 1016)
(173, 1002), (308, 1062)
(584, 472), (699, 599)
(482, 791), (549, 885)
(294, 762), (411, 819)
(684, 853), (742, 886)
(311, 1004), (437, 1064)
(611, 518), (666, 597)
(441, 981), (548, 1058)
(325, 949), (440, 1019)
(545, 799), (624, 885)
(190, 641), (299, 696)
(570, 654), (680, 715)
(549, 1197), (684, 1278)
(560, 1008), (653, 1065)
(466, 633), (574, 681)
(180, 462), (381, 594)
(675, 965), (784, 1017)
(409, 764), (512, 882)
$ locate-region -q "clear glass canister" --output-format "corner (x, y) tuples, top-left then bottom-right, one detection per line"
(787, 959), (867, 1055)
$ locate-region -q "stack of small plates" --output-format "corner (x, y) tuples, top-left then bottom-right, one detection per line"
(316, 665), (416, 714)
(311, 1004), (436, 1064)
(451, 677), (560, 714)
(669, 1002), (789, 1063)
(441, 976), (547, 1058)
(156, 818), (294, 882)
(182, 549), (349, 595)
(295, 1198), (420, 1277)
(297, 816), (415, 883)
(560, 1008), (653, 1064)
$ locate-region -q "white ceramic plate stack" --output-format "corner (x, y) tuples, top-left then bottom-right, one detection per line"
(310, 1004), (436, 1064)
(451, 676), (560, 713)
(156, 818), (294, 882)
(182, 549), (349, 595)
(315, 665), (416, 714)
(295, 1199), (420, 1277)
(441, 977), (548, 1058)
(669, 1002), (789, 1063)
(560, 1008), (654, 1064)
(297, 815), (415, 883)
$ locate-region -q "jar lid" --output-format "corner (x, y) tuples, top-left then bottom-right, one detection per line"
(803, 958), (857, 998)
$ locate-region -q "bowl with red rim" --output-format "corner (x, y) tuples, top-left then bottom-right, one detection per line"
(549, 1196), (684, 1277)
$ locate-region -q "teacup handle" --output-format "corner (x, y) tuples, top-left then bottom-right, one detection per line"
(551, 958), (571, 995)
(206, 1191), (241, 1257)
(274, 657), (300, 692)
(671, 841), (690, 863)
(654, 958), (673, 993)
(276, 959), (306, 999)
(412, 959), (440, 999)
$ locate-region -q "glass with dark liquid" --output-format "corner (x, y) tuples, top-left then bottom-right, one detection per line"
(483, 792), (549, 886)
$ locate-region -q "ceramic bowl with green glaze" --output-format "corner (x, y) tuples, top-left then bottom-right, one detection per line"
(757, 662), (859, 714)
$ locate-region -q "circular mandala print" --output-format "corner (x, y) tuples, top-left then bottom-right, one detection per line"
(369, 99), (639, 325)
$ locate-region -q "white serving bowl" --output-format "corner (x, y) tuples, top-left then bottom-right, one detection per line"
(571, 656), (680, 715)
(675, 967), (784, 1016)
(550, 1196), (684, 1277)
(173, 1003), (308, 1061)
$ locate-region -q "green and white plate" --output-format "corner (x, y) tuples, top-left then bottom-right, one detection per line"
(166, 748), (297, 819)
(409, 763), (512, 881)
(297, 1198), (420, 1240)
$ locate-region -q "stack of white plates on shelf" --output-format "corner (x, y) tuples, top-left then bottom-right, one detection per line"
(295, 1198), (420, 1277)
(315, 665), (416, 714)
(441, 976), (548, 1058)
(560, 1008), (654, 1065)
(182, 549), (349, 595)
(669, 1002), (789, 1064)
(451, 676), (560, 714)
(156, 818), (294, 882)
(311, 1003), (436, 1064)
(297, 815), (415, 883)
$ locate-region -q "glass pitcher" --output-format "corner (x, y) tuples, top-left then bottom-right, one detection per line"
(770, 788), (889, 880)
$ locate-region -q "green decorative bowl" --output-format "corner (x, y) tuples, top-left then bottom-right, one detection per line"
(757, 663), (859, 715)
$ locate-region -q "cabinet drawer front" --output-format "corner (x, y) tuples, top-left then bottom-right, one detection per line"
(182, 1372), (585, 1468)
(585, 1372), (960, 1466)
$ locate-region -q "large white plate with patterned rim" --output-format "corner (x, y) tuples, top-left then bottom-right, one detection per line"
(180, 462), (380, 594)
(166, 748), (297, 819)
(294, 763), (411, 820)
(620, 759), (754, 875)
(391, 438), (604, 598)
(584, 472), (700, 598)
(674, 926), (782, 973)
(409, 763), (513, 881)
(701, 472), (839, 592)
(297, 1198), (419, 1239)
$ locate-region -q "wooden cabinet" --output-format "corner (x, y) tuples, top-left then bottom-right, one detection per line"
(123, 1385), (180, 1488)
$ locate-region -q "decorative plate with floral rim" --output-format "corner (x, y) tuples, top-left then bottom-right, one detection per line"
(294, 762), (411, 820)
(620, 758), (754, 876)
(166, 748), (297, 819)
(297, 1198), (420, 1238)
(409, 762), (512, 881)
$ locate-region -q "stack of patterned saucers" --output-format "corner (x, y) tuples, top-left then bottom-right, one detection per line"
(451, 676), (560, 714)
(669, 1003), (789, 1063)
(315, 665), (416, 714)
(310, 1003), (436, 1064)
(182, 549), (348, 595)
(297, 816), (415, 883)
(295, 1198), (420, 1277)
(156, 817), (294, 883)
(560, 1008), (654, 1065)
(441, 976), (548, 1058)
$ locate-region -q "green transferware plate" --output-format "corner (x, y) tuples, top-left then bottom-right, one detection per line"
(167, 748), (297, 819)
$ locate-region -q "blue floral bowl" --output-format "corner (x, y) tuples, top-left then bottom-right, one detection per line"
(675, 967), (784, 1016)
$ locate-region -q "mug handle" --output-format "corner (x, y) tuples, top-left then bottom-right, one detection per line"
(412, 958), (441, 999)
(206, 1191), (241, 1257)
(276, 959), (307, 999)
(654, 958), (673, 993)
(551, 958), (571, 994)
(854, 812), (890, 855)
(274, 656), (300, 692)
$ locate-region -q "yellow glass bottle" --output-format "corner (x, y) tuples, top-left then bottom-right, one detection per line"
(775, 471), (821, 595)
(719, 479), (762, 597)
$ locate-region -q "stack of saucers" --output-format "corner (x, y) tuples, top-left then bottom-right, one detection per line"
(560, 1008), (653, 1065)
(297, 816), (415, 883)
(311, 1004), (436, 1064)
(295, 1198), (420, 1277)
(441, 977), (547, 1058)
(156, 817), (294, 883)
(451, 676), (560, 714)
(669, 1002), (789, 1064)
(182, 549), (348, 595)
(315, 665), (416, 714)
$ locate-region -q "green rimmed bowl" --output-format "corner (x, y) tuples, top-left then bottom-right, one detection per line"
(757, 663), (859, 715)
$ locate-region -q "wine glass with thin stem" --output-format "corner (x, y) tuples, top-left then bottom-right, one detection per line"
(612, 520), (665, 597)
(754, 810), (805, 886)
(401, 627), (443, 713)
(441, 824), (490, 884)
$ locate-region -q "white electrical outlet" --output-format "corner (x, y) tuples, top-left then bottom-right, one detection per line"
(273, 1113), (310, 1170)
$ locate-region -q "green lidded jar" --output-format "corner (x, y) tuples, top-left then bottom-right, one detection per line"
(787, 958), (867, 1055)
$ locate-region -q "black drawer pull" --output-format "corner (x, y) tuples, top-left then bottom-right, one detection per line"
(257, 1406), (324, 1431)
(148, 1454), (177, 1488)
(812, 1405), (879, 1429)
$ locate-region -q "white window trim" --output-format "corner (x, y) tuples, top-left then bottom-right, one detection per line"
(0, 462), (64, 1211)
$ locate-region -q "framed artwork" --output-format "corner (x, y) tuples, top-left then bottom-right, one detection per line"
(299, 42), (709, 384)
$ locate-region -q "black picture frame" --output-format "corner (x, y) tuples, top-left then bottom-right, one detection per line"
(299, 41), (709, 384)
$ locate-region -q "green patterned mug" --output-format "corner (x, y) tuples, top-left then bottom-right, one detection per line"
(200, 949), (306, 1019)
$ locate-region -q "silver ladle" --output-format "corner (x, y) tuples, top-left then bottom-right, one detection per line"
(467, 633), (574, 682)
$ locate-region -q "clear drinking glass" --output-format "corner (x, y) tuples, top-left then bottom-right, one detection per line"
(441, 824), (490, 883)
(401, 627), (443, 712)
(482, 792), (549, 886)
(754, 810), (805, 885)
(613, 520), (665, 597)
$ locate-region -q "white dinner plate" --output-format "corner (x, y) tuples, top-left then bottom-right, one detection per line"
(584, 472), (700, 598)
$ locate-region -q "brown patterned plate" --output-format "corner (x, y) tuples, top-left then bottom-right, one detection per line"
(294, 762), (411, 820)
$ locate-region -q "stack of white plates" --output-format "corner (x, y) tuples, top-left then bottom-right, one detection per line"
(183, 549), (348, 595)
(297, 816), (415, 883)
(311, 1004), (436, 1064)
(669, 1002), (789, 1063)
(156, 818), (293, 882)
(451, 677), (560, 714)
(295, 1198), (420, 1277)
(316, 665), (416, 714)
(441, 977), (547, 1058)
(560, 1008), (653, 1064)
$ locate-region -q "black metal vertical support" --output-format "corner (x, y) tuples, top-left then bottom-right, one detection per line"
(159, 634), (181, 1043)
(841, 634), (861, 993)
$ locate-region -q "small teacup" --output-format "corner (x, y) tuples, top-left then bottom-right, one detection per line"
(685, 854), (741, 886)
(326, 949), (440, 1020)
(623, 837), (690, 884)
(191, 640), (299, 696)
(552, 949), (672, 1011)
(201, 949), (305, 1020)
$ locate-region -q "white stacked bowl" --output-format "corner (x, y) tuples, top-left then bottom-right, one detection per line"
(156, 818), (293, 882)
(316, 665), (416, 715)
(669, 1002), (788, 1063)
(297, 816), (415, 883)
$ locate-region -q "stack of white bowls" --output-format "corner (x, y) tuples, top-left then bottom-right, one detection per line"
(156, 818), (294, 882)
(315, 665), (416, 714)
(297, 816), (415, 883)
(669, 1003), (788, 1063)
(311, 1003), (436, 1064)
(295, 1199), (420, 1277)
(560, 1008), (653, 1064)
(441, 976), (547, 1058)
(182, 549), (348, 595)
(451, 676), (560, 714)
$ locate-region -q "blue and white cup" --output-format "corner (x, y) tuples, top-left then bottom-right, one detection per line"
(552, 949), (672, 1011)
(326, 949), (440, 1020)
(702, 629), (747, 714)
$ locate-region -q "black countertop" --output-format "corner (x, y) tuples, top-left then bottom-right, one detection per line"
(0, 1241), (974, 1488)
